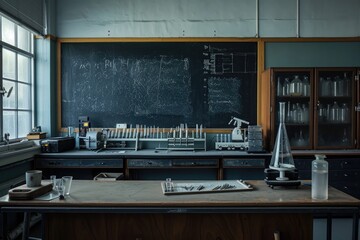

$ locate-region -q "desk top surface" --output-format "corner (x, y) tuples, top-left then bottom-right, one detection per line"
(0, 180), (359, 208)
(35, 149), (360, 158)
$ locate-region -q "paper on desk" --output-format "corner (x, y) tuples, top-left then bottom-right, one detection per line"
(34, 190), (60, 201)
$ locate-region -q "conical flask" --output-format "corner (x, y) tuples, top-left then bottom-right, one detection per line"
(270, 102), (295, 180)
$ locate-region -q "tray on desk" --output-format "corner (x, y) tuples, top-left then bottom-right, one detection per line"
(9, 182), (53, 200)
(161, 180), (253, 195)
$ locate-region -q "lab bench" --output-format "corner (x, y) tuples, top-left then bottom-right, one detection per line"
(34, 149), (360, 198)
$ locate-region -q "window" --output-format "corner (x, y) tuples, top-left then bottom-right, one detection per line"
(1, 16), (34, 141)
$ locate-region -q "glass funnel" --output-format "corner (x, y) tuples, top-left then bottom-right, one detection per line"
(270, 102), (295, 180)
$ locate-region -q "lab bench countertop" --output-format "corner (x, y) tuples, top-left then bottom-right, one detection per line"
(1, 180), (359, 208)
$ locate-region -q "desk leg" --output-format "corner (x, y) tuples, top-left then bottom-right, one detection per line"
(2, 211), (7, 240)
(22, 212), (30, 240)
(326, 215), (332, 240)
(352, 212), (358, 240)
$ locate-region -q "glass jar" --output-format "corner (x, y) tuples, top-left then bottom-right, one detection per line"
(329, 101), (340, 123)
(321, 77), (331, 96)
(289, 75), (303, 96)
(283, 78), (290, 96)
(312, 154), (328, 200)
(340, 103), (350, 123)
(302, 76), (310, 97)
(302, 103), (309, 124)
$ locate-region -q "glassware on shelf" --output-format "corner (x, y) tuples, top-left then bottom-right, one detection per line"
(340, 103), (350, 123)
(270, 102), (295, 180)
(302, 103), (309, 124)
(289, 75), (303, 96)
(302, 76), (310, 97)
(292, 130), (307, 147)
(333, 76), (344, 97)
(320, 77), (331, 96)
(283, 78), (290, 96)
(296, 103), (303, 123)
(329, 101), (340, 123)
(277, 77), (283, 97)
(286, 101), (291, 123)
(318, 103), (327, 122)
(341, 128), (349, 145)
(326, 103), (331, 122)
(291, 103), (298, 123)
(343, 73), (350, 96)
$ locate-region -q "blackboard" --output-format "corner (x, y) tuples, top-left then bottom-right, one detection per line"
(61, 41), (257, 128)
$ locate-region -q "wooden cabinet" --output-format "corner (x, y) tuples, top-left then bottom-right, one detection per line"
(261, 67), (360, 150)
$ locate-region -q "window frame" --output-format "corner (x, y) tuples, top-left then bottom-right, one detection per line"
(0, 15), (34, 143)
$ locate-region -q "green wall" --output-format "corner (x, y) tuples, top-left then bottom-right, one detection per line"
(265, 42), (360, 68)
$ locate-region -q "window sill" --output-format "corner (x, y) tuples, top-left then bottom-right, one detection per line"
(0, 141), (40, 167)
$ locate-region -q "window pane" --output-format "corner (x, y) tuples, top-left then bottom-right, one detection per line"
(18, 83), (31, 110)
(18, 111), (31, 138)
(3, 49), (16, 79)
(18, 54), (31, 83)
(17, 26), (31, 52)
(2, 17), (15, 46)
(3, 80), (16, 109)
(3, 111), (16, 139)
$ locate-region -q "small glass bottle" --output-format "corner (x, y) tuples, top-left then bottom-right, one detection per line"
(311, 154), (328, 200)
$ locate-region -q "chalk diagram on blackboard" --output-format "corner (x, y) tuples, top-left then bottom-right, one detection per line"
(202, 44), (256, 124)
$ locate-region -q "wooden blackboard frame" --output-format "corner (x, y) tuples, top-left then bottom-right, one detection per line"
(57, 38), (262, 133)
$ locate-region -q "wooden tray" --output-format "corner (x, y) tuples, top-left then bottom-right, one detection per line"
(9, 182), (53, 200)
(161, 180), (253, 195)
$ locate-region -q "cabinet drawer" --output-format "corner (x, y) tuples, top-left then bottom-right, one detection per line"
(172, 159), (218, 167)
(328, 158), (360, 170)
(81, 159), (123, 168)
(36, 159), (81, 168)
(35, 158), (123, 168)
(329, 170), (360, 181)
(223, 159), (265, 168)
(127, 159), (172, 168)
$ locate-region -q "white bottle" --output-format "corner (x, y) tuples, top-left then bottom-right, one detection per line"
(311, 154), (328, 200)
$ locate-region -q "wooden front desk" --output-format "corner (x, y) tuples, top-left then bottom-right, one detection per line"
(1, 180), (359, 240)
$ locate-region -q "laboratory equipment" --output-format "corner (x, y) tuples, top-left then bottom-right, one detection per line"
(311, 154), (328, 200)
(215, 116), (249, 151)
(265, 102), (300, 187)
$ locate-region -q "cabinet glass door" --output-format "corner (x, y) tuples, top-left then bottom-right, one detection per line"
(315, 68), (356, 149)
(272, 68), (313, 150)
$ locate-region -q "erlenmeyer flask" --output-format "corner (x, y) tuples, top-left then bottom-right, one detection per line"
(270, 102), (295, 180)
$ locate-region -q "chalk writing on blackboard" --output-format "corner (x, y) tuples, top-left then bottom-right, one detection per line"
(207, 77), (242, 114)
(61, 42), (257, 128)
